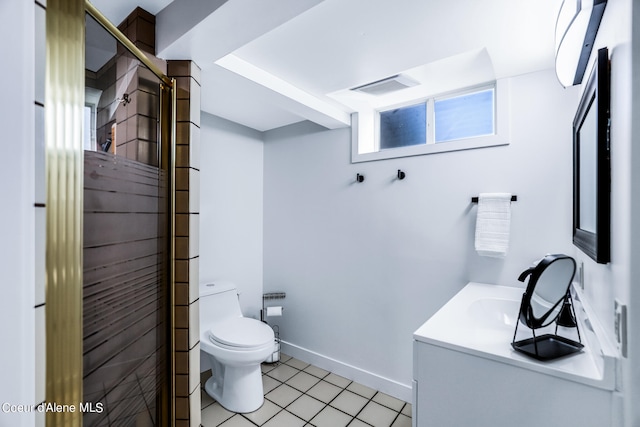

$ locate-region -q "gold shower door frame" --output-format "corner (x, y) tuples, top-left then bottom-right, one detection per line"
(45, 1), (176, 425)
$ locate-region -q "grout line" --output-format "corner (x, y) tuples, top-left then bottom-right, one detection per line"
(263, 388), (314, 426)
(203, 357), (409, 427)
(348, 391), (377, 426)
(309, 380), (369, 425)
(239, 412), (262, 427)
(389, 410), (401, 427)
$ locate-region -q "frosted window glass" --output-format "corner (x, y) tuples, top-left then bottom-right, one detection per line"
(435, 89), (494, 143)
(379, 103), (426, 150)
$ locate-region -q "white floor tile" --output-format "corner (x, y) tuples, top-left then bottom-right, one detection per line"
(372, 392), (405, 411)
(265, 384), (303, 408)
(346, 382), (377, 399)
(262, 410), (306, 427)
(202, 359), (411, 427)
(201, 402), (234, 426)
(263, 375), (282, 394)
(329, 390), (368, 416)
(241, 399), (281, 425)
(347, 419), (371, 427)
(303, 364), (329, 379)
(285, 357), (310, 370)
(401, 402), (412, 417)
(357, 401), (398, 427)
(286, 394), (326, 421)
(310, 405), (352, 427)
(286, 371), (321, 392)
(261, 363), (277, 374)
(279, 353), (293, 363)
(306, 381), (342, 404)
(266, 363), (299, 382)
(218, 414), (255, 427)
(391, 413), (412, 427)
(323, 373), (351, 389)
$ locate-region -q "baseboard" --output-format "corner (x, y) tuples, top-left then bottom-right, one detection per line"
(280, 340), (412, 403)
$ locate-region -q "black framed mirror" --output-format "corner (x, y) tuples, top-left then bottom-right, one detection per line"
(512, 254), (583, 361)
(573, 47), (610, 264)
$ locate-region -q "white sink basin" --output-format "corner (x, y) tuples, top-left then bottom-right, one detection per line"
(466, 297), (519, 328)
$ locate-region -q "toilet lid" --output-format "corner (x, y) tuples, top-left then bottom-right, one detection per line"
(208, 317), (274, 348)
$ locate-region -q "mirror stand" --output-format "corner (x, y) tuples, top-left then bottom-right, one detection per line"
(511, 291), (584, 361)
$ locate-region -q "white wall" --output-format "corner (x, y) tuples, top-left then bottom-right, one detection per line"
(567, 1), (637, 426)
(630, 2), (640, 424)
(570, 0), (631, 342)
(262, 69), (579, 400)
(0, 1), (38, 426)
(199, 112), (265, 318)
(198, 3), (639, 415)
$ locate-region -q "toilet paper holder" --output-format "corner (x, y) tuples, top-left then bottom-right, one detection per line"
(261, 292), (286, 321)
(262, 292), (286, 364)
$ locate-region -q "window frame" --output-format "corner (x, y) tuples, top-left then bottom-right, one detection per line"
(351, 80), (510, 163)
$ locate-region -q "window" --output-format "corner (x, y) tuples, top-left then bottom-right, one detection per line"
(434, 88), (494, 143)
(352, 81), (509, 162)
(379, 102), (427, 149)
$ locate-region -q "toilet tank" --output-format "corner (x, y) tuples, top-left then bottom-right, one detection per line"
(200, 281), (243, 326)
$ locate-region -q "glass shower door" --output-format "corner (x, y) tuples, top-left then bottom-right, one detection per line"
(83, 12), (170, 426)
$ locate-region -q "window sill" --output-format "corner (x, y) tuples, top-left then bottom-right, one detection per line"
(351, 134), (509, 163)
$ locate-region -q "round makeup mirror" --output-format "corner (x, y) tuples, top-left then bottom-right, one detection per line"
(512, 254), (583, 361)
(521, 255), (576, 328)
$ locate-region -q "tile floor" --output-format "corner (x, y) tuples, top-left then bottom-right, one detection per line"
(201, 354), (412, 427)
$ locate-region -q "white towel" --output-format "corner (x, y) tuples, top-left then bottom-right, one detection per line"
(475, 193), (512, 258)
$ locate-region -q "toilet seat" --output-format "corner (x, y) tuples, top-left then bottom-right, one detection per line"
(208, 317), (273, 349)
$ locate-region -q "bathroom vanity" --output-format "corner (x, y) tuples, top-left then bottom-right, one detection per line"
(412, 282), (618, 427)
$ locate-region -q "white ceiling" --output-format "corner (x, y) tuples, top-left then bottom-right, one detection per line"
(91, 0), (173, 28)
(91, 0), (563, 132)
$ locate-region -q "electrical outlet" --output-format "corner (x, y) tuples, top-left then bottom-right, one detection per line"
(614, 299), (628, 358)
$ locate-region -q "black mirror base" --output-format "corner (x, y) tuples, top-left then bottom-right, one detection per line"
(512, 334), (584, 361)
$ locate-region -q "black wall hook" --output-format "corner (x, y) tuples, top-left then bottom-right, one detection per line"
(356, 173), (365, 183)
(397, 169), (406, 180)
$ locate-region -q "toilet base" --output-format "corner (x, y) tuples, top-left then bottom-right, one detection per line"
(204, 361), (264, 413)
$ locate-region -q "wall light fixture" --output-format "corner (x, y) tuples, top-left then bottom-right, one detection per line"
(555, 0), (607, 87)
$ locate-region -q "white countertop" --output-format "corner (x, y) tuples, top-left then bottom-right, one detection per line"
(414, 282), (616, 390)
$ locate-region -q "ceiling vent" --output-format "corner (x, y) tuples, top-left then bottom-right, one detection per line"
(351, 74), (419, 96)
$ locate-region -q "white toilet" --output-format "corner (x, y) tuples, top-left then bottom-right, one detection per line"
(199, 281), (275, 413)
